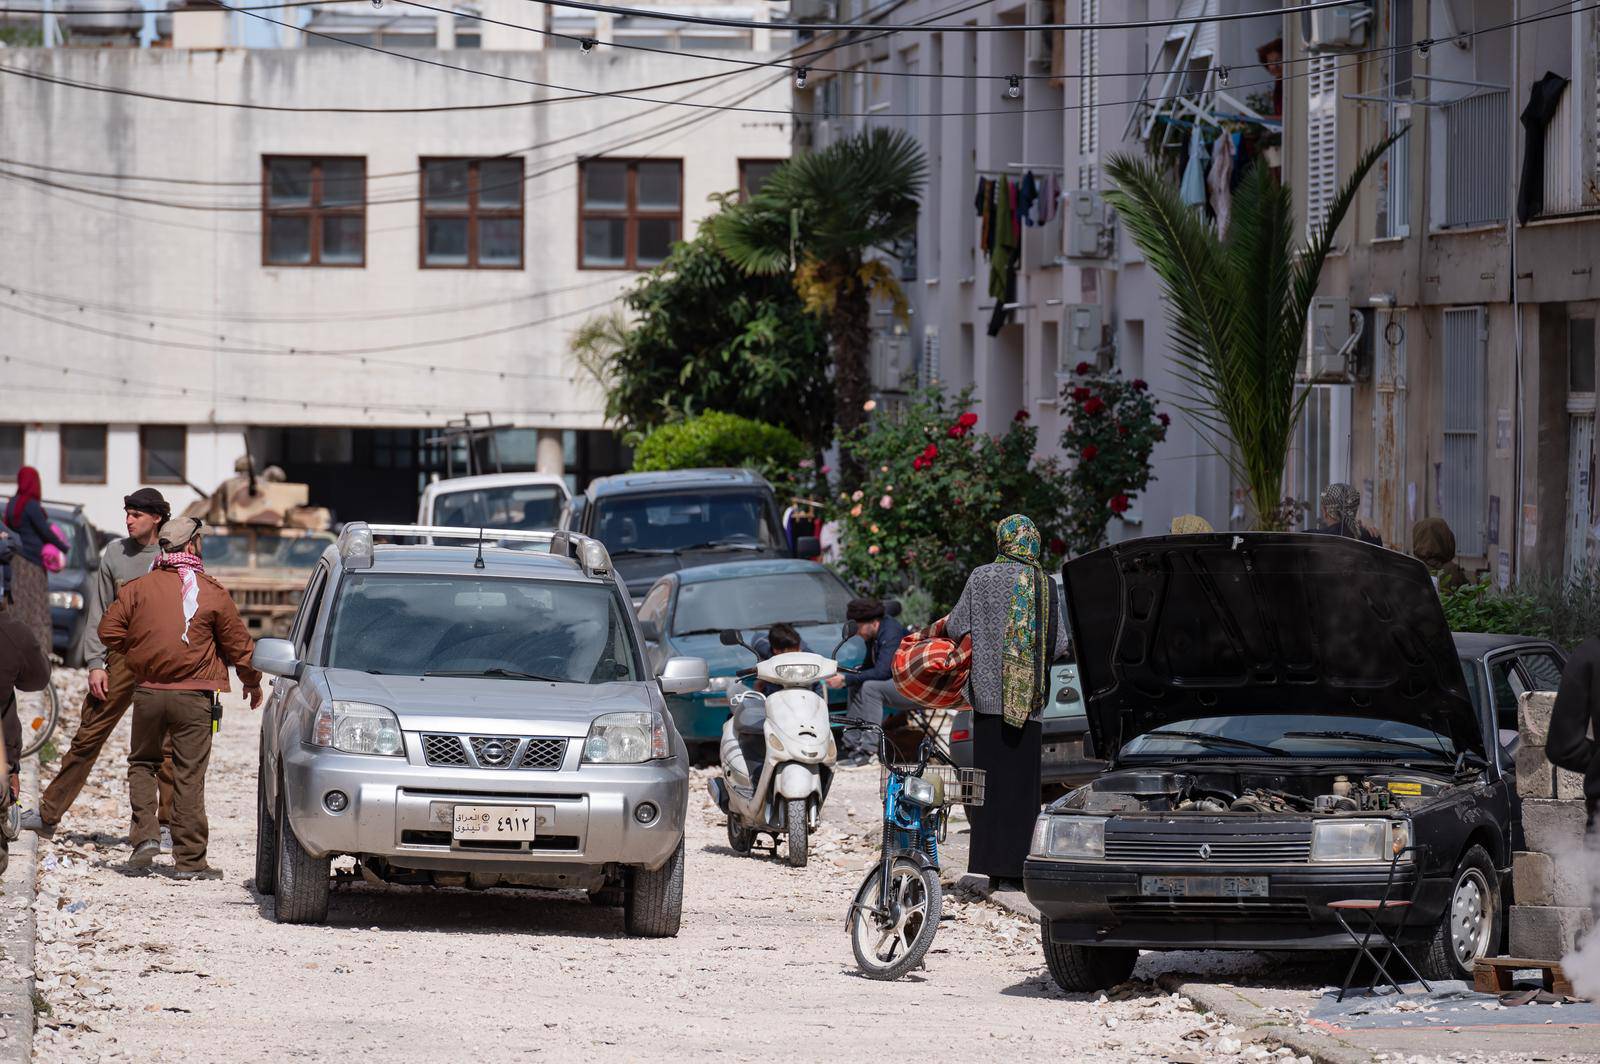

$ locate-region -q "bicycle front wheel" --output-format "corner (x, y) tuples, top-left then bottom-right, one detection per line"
(848, 857), (943, 980)
(17, 683), (61, 760)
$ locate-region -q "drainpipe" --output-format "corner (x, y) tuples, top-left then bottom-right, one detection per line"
(1509, 0), (1525, 585)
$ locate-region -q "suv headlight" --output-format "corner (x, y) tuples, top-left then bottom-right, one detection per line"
(1029, 815), (1105, 860)
(583, 711), (669, 764)
(774, 663), (820, 683)
(1311, 818), (1412, 862)
(48, 590), (84, 610)
(311, 701), (402, 756)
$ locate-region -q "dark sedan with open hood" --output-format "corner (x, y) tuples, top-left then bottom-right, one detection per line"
(1025, 533), (1512, 992)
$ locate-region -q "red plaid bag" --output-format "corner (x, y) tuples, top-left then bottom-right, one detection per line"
(892, 616), (972, 711)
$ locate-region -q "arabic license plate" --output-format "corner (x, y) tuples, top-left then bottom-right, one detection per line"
(1042, 741), (1081, 765)
(1140, 875), (1268, 898)
(452, 805), (539, 842)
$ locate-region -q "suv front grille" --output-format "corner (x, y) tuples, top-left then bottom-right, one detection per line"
(423, 735), (469, 767)
(1103, 831), (1312, 865)
(420, 734), (568, 770)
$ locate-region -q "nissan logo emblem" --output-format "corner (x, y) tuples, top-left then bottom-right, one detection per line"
(482, 741), (508, 764)
(1198, 843), (1212, 861)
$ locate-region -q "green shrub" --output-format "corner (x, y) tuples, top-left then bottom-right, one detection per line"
(632, 411), (807, 484)
(1440, 570), (1600, 650)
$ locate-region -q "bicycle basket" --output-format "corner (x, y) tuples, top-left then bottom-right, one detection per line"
(879, 763), (987, 808)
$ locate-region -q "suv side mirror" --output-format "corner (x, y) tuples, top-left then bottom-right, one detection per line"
(253, 637), (303, 680)
(658, 656), (710, 695)
(794, 535), (821, 558)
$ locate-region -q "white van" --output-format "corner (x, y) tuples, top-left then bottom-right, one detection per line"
(417, 473), (573, 533)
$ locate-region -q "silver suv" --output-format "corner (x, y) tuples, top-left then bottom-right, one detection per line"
(250, 523), (709, 935)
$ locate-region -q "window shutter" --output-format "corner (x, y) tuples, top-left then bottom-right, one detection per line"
(1306, 55), (1339, 240)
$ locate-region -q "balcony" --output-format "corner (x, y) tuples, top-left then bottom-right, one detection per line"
(1440, 90), (1509, 228)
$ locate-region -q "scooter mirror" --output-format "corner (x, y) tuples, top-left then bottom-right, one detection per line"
(841, 620), (858, 642)
(718, 629), (742, 646)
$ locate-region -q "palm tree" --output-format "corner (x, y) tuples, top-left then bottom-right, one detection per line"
(1103, 130), (1403, 529)
(713, 127), (927, 485)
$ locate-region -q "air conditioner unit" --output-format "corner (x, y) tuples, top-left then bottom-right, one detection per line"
(1024, 0), (1054, 70)
(1057, 304), (1103, 374)
(1065, 190), (1114, 260)
(871, 328), (913, 393)
(1305, 297), (1360, 383)
(1302, 3), (1372, 52)
(790, 0), (836, 23)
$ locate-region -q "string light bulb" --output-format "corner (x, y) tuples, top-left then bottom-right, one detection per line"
(795, 66), (809, 89)
(1417, 38), (1431, 56)
(580, 37), (596, 53)
(1217, 65), (1229, 85)
(1006, 75), (1021, 99)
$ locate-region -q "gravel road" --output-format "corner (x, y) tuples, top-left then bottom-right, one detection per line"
(29, 674), (1269, 1063)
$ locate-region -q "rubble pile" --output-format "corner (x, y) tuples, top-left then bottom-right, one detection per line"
(1510, 692), (1594, 959)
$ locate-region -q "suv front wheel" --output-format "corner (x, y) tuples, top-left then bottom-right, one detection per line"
(273, 788), (331, 925)
(624, 837), (684, 937)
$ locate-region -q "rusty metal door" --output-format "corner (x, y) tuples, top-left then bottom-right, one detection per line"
(1374, 311), (1408, 544)
(1564, 403), (1595, 583)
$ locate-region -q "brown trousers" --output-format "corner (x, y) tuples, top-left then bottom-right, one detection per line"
(40, 654), (175, 827)
(128, 689), (213, 871)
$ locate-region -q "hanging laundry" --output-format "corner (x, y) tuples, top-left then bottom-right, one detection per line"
(988, 177), (1020, 336)
(1180, 123), (1209, 210)
(974, 177), (993, 258)
(1207, 131), (1235, 235)
(1017, 171), (1039, 227)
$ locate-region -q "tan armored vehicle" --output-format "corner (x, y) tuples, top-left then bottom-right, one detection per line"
(181, 458), (335, 638)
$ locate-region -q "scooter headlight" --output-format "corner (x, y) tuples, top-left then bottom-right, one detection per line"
(774, 663), (821, 683)
(902, 775), (938, 807)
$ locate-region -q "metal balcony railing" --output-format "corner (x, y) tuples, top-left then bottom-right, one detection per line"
(1441, 90), (1509, 228)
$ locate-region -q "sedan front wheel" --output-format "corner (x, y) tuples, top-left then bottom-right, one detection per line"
(1412, 844), (1499, 982)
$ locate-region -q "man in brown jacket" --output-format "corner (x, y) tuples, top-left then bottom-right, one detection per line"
(98, 516), (262, 878)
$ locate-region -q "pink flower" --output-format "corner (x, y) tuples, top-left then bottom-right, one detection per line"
(879, 495), (893, 510)
(868, 544), (881, 556)
(851, 490), (864, 502)
(821, 465), (831, 474)
(798, 458), (815, 469)
(849, 504), (862, 517)
(864, 399), (878, 412)
(870, 524), (880, 534)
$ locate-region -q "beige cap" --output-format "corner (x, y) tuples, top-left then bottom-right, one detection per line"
(157, 516), (204, 552)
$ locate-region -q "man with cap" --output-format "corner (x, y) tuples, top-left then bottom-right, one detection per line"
(25, 488), (179, 841)
(97, 516), (261, 877)
(826, 597), (911, 766)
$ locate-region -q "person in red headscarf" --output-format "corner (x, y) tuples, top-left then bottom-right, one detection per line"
(4, 467), (68, 662)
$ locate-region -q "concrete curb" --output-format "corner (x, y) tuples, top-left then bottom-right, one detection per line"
(966, 876), (1372, 1064)
(1, 758), (40, 1063)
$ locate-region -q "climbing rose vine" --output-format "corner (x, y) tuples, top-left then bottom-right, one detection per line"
(1059, 364), (1166, 554)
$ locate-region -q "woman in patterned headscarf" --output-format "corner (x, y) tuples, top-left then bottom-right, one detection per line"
(1313, 483), (1382, 545)
(946, 514), (1070, 890)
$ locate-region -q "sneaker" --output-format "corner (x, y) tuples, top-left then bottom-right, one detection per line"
(160, 826), (173, 854)
(20, 813), (55, 840)
(127, 839), (160, 870)
(169, 866), (223, 881)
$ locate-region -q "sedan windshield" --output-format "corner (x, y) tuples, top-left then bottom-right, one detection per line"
(325, 574), (638, 683)
(594, 492), (778, 554)
(1119, 714), (1455, 761)
(431, 485), (566, 530)
(672, 570), (853, 635)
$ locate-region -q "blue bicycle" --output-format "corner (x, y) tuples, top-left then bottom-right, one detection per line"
(843, 721), (985, 980)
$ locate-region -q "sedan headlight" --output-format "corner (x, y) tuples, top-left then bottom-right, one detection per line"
(48, 590), (84, 610)
(583, 711), (669, 764)
(1311, 818), (1412, 862)
(774, 663), (821, 683)
(311, 701), (403, 756)
(1029, 815), (1105, 860)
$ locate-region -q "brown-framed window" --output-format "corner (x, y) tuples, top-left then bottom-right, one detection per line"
(420, 158), (525, 269)
(60, 424), (107, 484)
(579, 159), (682, 270)
(738, 158), (783, 200)
(140, 425), (186, 484)
(262, 156), (366, 267)
(0, 424), (22, 479)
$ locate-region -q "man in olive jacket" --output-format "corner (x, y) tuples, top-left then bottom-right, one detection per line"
(98, 517), (262, 878)
(1549, 637), (1600, 824)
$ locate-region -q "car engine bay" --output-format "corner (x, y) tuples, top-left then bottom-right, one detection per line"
(1067, 769), (1452, 816)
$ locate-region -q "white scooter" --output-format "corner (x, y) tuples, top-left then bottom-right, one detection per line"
(705, 627), (850, 868)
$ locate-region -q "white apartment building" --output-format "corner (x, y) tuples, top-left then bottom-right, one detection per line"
(0, 2), (791, 527)
(796, 0), (1285, 537)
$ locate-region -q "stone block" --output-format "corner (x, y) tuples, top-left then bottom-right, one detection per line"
(1519, 691), (1556, 746)
(1512, 850), (1593, 907)
(1516, 743), (1554, 799)
(1521, 798), (1588, 856)
(1556, 768), (1588, 802)
(1509, 904), (1594, 962)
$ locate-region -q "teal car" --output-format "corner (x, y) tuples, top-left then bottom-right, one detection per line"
(635, 559), (865, 749)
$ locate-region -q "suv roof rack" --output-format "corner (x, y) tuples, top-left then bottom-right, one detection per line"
(335, 522), (612, 579)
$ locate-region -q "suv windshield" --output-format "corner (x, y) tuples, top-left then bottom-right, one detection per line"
(324, 573), (638, 683)
(672, 570), (852, 635)
(431, 484), (566, 530)
(202, 533), (333, 572)
(594, 492), (778, 554)
(1119, 714), (1456, 761)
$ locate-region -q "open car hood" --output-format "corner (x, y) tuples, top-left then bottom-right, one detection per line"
(1062, 533), (1483, 761)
